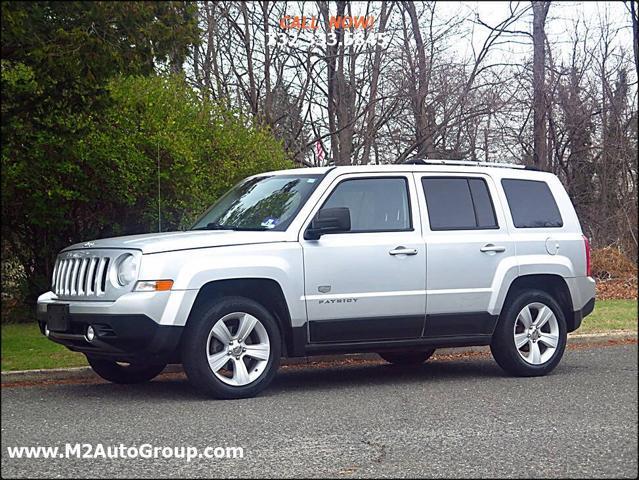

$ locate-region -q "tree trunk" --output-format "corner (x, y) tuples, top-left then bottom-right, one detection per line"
(261, 1), (273, 125)
(404, 1), (434, 158)
(630, 0), (639, 82)
(532, 1), (551, 169)
(361, 2), (391, 164)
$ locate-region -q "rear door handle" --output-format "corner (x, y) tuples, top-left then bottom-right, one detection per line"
(480, 244), (506, 253)
(389, 246), (418, 256)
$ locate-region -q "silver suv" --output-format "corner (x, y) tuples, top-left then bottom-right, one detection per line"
(37, 161), (596, 398)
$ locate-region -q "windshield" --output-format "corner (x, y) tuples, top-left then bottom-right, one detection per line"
(191, 174), (323, 231)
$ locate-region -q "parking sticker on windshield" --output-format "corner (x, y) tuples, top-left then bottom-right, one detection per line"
(261, 217), (279, 229)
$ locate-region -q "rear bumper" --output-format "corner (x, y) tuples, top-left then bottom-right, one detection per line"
(571, 297), (596, 332)
(566, 276), (596, 333)
(37, 308), (183, 363)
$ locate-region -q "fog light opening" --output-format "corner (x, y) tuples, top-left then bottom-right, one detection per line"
(86, 325), (96, 342)
(44, 324), (50, 337)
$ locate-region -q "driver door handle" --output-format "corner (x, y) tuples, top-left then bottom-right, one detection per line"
(389, 246), (418, 256)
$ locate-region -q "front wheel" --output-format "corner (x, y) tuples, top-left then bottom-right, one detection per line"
(491, 290), (567, 377)
(181, 296), (281, 399)
(86, 356), (167, 384)
(378, 349), (435, 365)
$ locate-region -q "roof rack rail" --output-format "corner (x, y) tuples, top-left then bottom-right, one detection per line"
(403, 158), (526, 170)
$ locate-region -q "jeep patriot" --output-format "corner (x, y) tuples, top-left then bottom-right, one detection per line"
(37, 160), (596, 398)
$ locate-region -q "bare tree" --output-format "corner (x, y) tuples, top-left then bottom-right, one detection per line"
(360, 1), (393, 164)
(187, 1), (637, 259)
(627, 0), (639, 80)
(532, 1), (551, 169)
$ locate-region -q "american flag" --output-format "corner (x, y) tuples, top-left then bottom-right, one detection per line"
(315, 140), (325, 164)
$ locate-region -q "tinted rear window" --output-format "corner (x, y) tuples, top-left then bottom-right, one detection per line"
(422, 177), (498, 230)
(501, 179), (563, 228)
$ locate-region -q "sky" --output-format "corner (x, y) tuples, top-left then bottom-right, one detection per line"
(448, 1), (634, 65)
(336, 1), (635, 76)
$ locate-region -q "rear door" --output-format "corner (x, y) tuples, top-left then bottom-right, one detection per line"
(300, 173), (426, 344)
(415, 173), (515, 337)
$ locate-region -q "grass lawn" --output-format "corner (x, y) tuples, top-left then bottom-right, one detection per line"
(1, 299), (637, 372)
(1, 323), (87, 371)
(578, 299), (638, 334)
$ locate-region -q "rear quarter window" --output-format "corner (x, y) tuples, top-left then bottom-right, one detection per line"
(501, 179), (563, 228)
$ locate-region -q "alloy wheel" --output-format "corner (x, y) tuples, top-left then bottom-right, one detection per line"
(513, 302), (560, 365)
(205, 312), (271, 386)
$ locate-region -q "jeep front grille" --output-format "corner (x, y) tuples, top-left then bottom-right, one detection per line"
(53, 256), (111, 297)
(51, 248), (140, 301)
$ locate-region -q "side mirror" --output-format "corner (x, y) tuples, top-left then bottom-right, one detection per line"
(304, 207), (351, 240)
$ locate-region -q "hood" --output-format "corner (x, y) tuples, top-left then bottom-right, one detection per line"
(62, 230), (290, 254)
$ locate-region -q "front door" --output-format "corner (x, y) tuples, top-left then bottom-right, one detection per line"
(301, 174), (426, 343)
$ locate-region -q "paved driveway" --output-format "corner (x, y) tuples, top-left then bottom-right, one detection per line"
(1, 344), (637, 478)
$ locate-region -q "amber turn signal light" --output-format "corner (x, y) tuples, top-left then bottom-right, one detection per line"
(134, 280), (174, 292)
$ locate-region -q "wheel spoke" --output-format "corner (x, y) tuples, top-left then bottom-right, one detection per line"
(207, 350), (230, 373)
(514, 332), (529, 349)
(535, 306), (553, 329)
(243, 343), (270, 361)
(539, 332), (558, 348)
(529, 341), (542, 364)
(211, 320), (232, 344)
(236, 314), (258, 342)
(518, 306), (533, 328)
(232, 358), (250, 385)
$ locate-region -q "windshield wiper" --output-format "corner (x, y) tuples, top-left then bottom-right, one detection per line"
(192, 222), (269, 231)
(231, 226), (269, 231)
(191, 222), (231, 230)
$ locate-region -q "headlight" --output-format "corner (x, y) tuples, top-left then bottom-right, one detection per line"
(116, 254), (138, 286)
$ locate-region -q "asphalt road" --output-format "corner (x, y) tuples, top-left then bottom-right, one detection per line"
(1, 344), (637, 479)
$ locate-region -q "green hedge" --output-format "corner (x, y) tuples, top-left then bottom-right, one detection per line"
(1, 74), (291, 313)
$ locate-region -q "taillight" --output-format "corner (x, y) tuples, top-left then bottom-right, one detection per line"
(582, 235), (591, 276)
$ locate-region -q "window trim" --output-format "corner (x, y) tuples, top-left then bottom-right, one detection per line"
(421, 176), (500, 231)
(312, 175), (414, 234)
(501, 178), (564, 229)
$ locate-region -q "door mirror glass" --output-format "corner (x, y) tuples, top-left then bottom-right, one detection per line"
(305, 207), (351, 240)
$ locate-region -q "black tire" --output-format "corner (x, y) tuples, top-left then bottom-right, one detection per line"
(490, 289), (567, 377)
(86, 356), (167, 384)
(181, 296), (281, 399)
(378, 349), (436, 365)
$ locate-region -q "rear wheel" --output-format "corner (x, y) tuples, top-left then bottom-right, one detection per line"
(491, 290), (567, 376)
(181, 296), (281, 399)
(86, 357), (166, 384)
(378, 349), (435, 365)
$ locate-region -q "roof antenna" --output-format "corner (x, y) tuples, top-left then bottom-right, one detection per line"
(157, 141), (161, 233)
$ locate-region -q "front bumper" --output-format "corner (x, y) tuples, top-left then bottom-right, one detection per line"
(36, 289), (196, 363)
(37, 311), (183, 363)
(37, 289), (198, 326)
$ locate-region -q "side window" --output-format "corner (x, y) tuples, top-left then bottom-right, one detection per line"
(501, 179), (563, 228)
(322, 177), (411, 232)
(422, 177), (498, 230)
